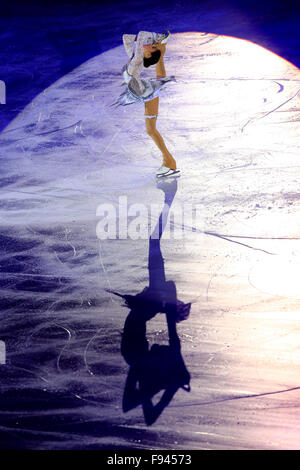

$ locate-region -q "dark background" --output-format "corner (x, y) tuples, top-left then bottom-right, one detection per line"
(0, 0), (299, 132)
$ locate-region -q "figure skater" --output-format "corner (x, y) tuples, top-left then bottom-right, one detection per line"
(112, 31), (179, 178)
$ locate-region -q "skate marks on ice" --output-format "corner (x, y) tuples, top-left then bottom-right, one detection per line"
(240, 85), (300, 133)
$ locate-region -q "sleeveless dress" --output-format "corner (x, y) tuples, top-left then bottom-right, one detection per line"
(111, 31), (176, 107)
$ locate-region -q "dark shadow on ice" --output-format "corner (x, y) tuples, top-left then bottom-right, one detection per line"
(109, 178), (191, 425)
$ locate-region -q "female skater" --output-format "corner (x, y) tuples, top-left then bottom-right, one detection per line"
(113, 31), (179, 178)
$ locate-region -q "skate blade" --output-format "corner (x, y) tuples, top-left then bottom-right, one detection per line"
(156, 169), (180, 178)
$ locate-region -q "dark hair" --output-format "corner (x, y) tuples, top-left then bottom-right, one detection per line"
(143, 49), (161, 68)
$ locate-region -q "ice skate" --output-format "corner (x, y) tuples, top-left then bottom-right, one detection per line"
(156, 165), (180, 178)
(156, 31), (171, 44)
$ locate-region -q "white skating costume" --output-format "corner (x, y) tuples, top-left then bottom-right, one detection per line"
(112, 31), (175, 107)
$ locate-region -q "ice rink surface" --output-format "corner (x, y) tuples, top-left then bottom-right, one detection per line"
(0, 2), (300, 450)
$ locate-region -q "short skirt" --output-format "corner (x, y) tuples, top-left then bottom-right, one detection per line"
(110, 64), (176, 107)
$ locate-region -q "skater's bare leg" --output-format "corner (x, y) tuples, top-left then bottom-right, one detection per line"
(144, 44), (176, 170)
(145, 98), (176, 170)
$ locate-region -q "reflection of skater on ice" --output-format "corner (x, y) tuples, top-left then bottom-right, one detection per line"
(109, 179), (191, 425)
(112, 30), (179, 178)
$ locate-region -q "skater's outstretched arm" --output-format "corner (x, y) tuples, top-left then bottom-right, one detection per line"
(122, 34), (136, 59)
